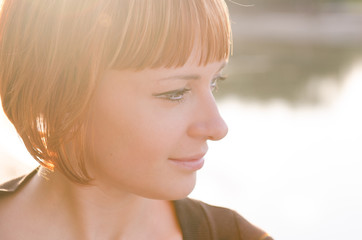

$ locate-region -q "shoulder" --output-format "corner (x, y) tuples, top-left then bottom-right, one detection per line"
(0, 168), (38, 205)
(0, 168), (49, 239)
(0, 168), (37, 195)
(174, 198), (273, 240)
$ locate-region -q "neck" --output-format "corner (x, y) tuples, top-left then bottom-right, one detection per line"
(28, 167), (181, 239)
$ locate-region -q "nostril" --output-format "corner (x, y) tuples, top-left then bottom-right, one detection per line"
(187, 92), (228, 140)
(208, 119), (228, 141)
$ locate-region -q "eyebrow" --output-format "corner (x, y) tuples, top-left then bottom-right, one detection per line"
(159, 74), (201, 81)
(158, 62), (227, 81)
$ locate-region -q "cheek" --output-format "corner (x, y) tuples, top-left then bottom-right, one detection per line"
(87, 96), (189, 173)
(85, 101), (197, 199)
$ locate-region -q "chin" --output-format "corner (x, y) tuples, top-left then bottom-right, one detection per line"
(144, 174), (197, 201)
(167, 184), (196, 201)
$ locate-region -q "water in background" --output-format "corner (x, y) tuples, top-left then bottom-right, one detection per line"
(1, 1), (362, 240)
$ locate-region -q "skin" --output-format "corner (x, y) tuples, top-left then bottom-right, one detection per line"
(0, 53), (228, 239)
(86, 55), (228, 200)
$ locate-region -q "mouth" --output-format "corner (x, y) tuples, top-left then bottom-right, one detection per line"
(168, 154), (206, 171)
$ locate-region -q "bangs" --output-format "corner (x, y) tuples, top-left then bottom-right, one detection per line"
(108, 0), (231, 70)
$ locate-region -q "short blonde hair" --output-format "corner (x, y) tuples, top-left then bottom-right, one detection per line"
(0, 0), (231, 183)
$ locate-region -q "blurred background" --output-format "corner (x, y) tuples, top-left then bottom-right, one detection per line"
(1, 0), (362, 239)
(190, 1), (362, 240)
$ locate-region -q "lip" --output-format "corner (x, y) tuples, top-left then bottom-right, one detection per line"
(168, 154), (205, 171)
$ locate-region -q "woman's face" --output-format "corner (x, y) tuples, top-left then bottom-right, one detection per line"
(86, 55), (228, 200)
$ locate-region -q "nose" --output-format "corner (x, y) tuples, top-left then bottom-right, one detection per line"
(187, 93), (228, 141)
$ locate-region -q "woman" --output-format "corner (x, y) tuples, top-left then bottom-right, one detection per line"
(0, 0), (273, 239)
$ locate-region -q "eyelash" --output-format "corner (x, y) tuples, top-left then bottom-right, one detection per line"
(154, 88), (192, 103)
(154, 75), (227, 103)
(210, 75), (227, 93)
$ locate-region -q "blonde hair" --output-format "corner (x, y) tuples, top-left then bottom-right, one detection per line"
(0, 0), (231, 183)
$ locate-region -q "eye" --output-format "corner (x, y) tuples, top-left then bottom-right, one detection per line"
(153, 88), (191, 103)
(210, 75), (227, 93)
